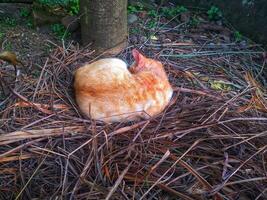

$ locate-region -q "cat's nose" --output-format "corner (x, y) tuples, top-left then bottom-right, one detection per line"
(128, 68), (134, 73)
(128, 65), (136, 73)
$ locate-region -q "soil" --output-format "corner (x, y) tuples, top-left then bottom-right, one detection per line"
(0, 3), (75, 103)
(0, 3), (61, 59)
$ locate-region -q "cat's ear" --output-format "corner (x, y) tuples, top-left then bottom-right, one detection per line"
(132, 49), (145, 67)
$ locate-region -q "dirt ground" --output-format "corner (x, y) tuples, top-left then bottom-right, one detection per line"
(0, 3), (76, 104)
(0, 3), (62, 59)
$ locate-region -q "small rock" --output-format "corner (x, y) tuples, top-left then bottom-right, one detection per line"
(128, 14), (138, 24)
(216, 20), (223, 26)
(130, 35), (138, 44)
(209, 42), (216, 49)
(240, 40), (247, 47)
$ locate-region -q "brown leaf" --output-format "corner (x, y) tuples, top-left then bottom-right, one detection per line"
(0, 51), (24, 66)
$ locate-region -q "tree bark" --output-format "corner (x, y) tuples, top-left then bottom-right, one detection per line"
(80, 0), (128, 55)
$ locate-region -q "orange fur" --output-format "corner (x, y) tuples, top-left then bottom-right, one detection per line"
(74, 49), (173, 122)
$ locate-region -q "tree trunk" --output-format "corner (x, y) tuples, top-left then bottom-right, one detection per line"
(80, 0), (128, 55)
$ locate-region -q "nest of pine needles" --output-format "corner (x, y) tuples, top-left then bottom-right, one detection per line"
(1, 16), (267, 200)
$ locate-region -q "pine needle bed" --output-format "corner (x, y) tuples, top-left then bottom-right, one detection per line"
(1, 25), (267, 199)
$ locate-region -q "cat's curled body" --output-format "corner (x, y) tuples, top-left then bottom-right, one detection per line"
(74, 49), (173, 122)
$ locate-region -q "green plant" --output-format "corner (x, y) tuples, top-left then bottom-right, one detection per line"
(20, 7), (31, 17)
(176, 6), (188, 14)
(127, 2), (144, 14)
(161, 5), (188, 18)
(234, 31), (243, 42)
(19, 7), (34, 28)
(207, 6), (222, 21)
(147, 10), (159, 28)
(148, 9), (157, 18)
(130, 27), (140, 34)
(51, 23), (70, 39)
(26, 18), (34, 28)
(189, 16), (200, 27)
(135, 2), (144, 11)
(127, 5), (138, 13)
(37, 0), (79, 15)
(146, 20), (157, 29)
(0, 32), (4, 41)
(2, 17), (17, 27)
(32, 70), (42, 78)
(69, 0), (79, 15)
(4, 41), (12, 51)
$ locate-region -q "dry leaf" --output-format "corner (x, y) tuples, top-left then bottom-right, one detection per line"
(0, 51), (24, 66)
(209, 80), (232, 91)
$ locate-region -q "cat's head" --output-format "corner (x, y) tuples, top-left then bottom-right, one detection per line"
(129, 49), (168, 79)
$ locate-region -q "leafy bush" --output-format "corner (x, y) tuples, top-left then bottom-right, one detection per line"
(37, 0), (79, 15)
(26, 18), (34, 28)
(51, 23), (70, 39)
(147, 20), (157, 29)
(0, 32), (4, 40)
(20, 7), (31, 17)
(148, 10), (157, 18)
(161, 6), (188, 19)
(69, 0), (79, 15)
(207, 6), (222, 21)
(127, 3), (144, 14)
(234, 31), (243, 42)
(189, 16), (200, 27)
(127, 2), (188, 19)
(1, 17), (17, 27)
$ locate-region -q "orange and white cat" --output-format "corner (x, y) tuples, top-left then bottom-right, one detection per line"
(74, 49), (173, 122)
